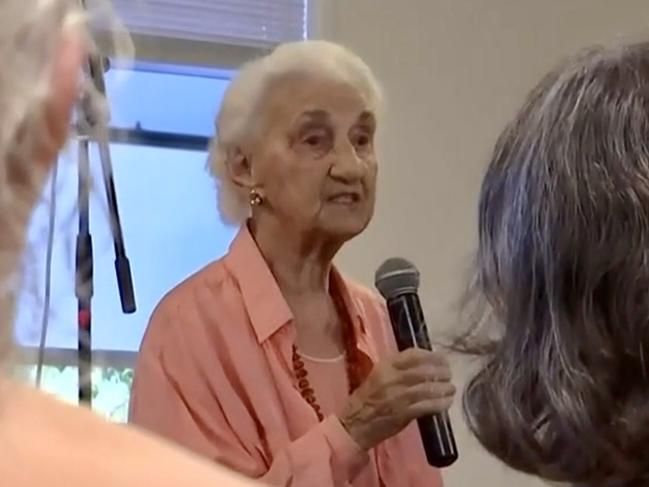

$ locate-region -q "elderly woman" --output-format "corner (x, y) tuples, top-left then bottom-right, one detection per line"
(0, 1), (258, 486)
(129, 40), (455, 487)
(461, 41), (649, 487)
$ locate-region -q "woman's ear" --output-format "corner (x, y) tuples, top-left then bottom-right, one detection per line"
(226, 146), (257, 189)
(38, 28), (85, 166)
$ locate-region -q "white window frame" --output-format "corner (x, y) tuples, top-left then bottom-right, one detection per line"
(16, 347), (137, 369)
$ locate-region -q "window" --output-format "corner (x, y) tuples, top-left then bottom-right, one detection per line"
(15, 0), (318, 423)
(109, 0), (309, 48)
(93, 1), (311, 69)
(14, 65), (237, 421)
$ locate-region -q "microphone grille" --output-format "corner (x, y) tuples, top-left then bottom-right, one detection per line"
(374, 257), (420, 299)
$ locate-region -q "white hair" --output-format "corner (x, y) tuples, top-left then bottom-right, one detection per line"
(0, 0), (130, 369)
(208, 40), (384, 224)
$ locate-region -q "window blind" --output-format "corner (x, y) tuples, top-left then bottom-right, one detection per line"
(108, 0), (308, 49)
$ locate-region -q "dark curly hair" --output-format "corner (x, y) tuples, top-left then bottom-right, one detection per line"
(460, 41), (649, 487)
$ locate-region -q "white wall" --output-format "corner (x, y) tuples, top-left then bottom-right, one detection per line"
(319, 1), (649, 486)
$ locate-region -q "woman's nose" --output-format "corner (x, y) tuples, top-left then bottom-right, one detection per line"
(329, 143), (365, 182)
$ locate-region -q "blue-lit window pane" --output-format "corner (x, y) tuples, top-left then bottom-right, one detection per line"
(16, 145), (237, 351)
(106, 66), (231, 136)
(15, 67), (237, 354)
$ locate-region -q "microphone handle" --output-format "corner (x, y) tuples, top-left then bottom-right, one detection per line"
(386, 293), (459, 468)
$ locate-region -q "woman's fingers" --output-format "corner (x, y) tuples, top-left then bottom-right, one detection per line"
(391, 348), (450, 371)
(406, 392), (456, 420)
(398, 363), (452, 386)
(401, 381), (456, 405)
(341, 350), (456, 450)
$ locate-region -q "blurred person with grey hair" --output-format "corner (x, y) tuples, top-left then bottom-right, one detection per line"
(129, 40), (455, 487)
(461, 40), (649, 487)
(0, 1), (264, 485)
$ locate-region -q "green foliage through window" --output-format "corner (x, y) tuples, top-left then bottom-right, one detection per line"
(16, 365), (133, 423)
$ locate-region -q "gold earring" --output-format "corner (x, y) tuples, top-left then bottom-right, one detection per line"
(249, 189), (263, 207)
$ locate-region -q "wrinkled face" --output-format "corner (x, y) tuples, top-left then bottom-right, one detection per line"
(247, 73), (378, 242)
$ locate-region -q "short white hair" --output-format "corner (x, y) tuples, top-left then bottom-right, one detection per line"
(208, 40), (384, 224)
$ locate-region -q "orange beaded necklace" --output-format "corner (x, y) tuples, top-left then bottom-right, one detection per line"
(291, 291), (362, 421)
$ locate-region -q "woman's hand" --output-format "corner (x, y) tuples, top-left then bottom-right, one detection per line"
(339, 348), (455, 451)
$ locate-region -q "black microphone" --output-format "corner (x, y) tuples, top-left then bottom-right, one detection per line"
(375, 257), (458, 468)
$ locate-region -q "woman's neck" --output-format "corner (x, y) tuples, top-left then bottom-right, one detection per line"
(250, 218), (340, 297)
(249, 218), (347, 355)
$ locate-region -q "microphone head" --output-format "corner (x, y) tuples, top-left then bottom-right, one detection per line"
(375, 257), (420, 299)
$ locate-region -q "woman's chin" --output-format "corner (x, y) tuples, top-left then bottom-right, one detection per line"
(320, 214), (371, 240)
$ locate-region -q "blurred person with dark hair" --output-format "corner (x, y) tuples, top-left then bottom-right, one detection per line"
(461, 40), (649, 487)
(0, 1), (260, 485)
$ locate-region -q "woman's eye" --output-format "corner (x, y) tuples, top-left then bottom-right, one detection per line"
(305, 135), (323, 146)
(353, 132), (373, 149)
(355, 135), (369, 146)
(300, 131), (332, 153)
